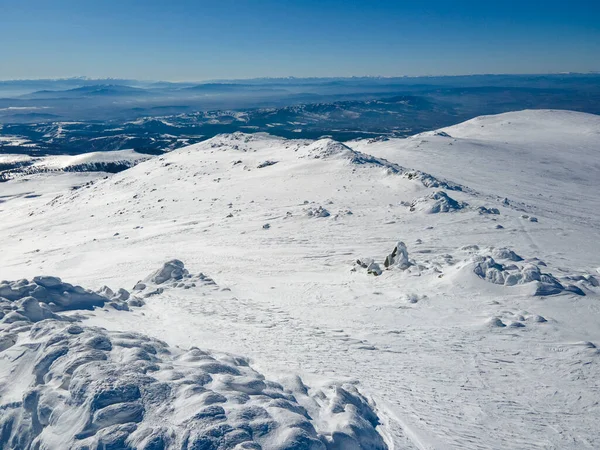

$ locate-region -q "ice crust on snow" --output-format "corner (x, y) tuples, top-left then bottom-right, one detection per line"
(0, 260), (216, 346)
(0, 320), (385, 450)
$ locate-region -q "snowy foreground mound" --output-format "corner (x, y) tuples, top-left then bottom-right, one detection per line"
(1, 110), (600, 449)
(0, 263), (386, 450)
(1, 322), (384, 450)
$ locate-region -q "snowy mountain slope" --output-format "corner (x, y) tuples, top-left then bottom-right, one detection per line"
(350, 109), (600, 227)
(0, 149), (151, 181)
(1, 110), (600, 449)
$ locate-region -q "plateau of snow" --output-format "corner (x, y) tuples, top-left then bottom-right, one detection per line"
(1, 110), (599, 449)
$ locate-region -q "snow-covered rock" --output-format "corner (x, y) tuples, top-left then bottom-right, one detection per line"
(384, 241), (411, 270)
(408, 191), (467, 214)
(305, 206), (331, 218)
(257, 160), (278, 168)
(471, 252), (585, 296)
(147, 259), (189, 284)
(477, 206), (500, 215)
(133, 260), (216, 296)
(0, 277), (109, 312)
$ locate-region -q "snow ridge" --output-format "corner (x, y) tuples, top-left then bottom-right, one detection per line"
(0, 151), (150, 182)
(303, 138), (465, 191)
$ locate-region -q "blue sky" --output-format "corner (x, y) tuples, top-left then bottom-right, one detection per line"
(1, 0), (599, 80)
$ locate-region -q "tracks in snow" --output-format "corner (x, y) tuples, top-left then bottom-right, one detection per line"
(85, 284), (600, 450)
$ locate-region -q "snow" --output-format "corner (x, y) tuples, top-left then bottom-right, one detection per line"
(0, 149), (151, 182)
(1, 110), (600, 448)
(0, 136), (33, 146)
(0, 149), (150, 171)
(404, 190), (467, 213)
(0, 263), (384, 450)
(0, 154), (33, 164)
(351, 109), (600, 227)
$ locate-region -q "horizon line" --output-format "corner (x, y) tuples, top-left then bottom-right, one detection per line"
(1, 71), (599, 84)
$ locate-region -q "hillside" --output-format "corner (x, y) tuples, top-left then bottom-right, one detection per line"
(1, 110), (599, 449)
(0, 149), (151, 181)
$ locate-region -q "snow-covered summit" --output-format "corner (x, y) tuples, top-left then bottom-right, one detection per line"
(302, 138), (354, 159)
(440, 109), (600, 142)
(352, 109), (600, 226)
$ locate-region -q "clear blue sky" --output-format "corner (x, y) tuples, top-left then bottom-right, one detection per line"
(1, 0), (599, 80)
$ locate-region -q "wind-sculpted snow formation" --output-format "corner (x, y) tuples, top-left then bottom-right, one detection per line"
(0, 262), (387, 450)
(469, 249), (591, 296)
(0, 276), (137, 318)
(354, 240), (597, 300)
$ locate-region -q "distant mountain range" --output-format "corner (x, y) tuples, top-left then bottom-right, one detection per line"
(1, 74), (599, 155)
